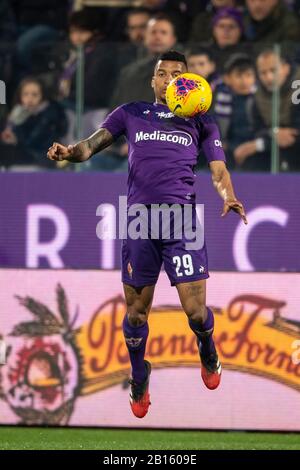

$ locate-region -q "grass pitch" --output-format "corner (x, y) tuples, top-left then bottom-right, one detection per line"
(0, 427), (299, 450)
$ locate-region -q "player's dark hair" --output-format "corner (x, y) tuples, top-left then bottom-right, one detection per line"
(157, 50), (187, 68)
(224, 53), (254, 75)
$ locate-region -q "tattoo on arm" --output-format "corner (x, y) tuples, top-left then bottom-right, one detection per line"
(69, 128), (114, 162)
(86, 128), (114, 156)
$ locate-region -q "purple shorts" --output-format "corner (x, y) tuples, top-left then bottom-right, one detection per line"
(121, 204), (209, 287)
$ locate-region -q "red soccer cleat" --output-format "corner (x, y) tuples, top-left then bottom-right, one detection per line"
(129, 360), (151, 418)
(200, 352), (222, 390)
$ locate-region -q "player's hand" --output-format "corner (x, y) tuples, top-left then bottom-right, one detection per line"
(47, 142), (75, 161)
(222, 199), (248, 225)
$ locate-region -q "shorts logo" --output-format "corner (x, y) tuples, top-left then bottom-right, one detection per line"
(199, 265), (205, 273)
(127, 262), (133, 278)
(135, 130), (192, 147)
(125, 337), (143, 348)
(214, 139), (222, 147)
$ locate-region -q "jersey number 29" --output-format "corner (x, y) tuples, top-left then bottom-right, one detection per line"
(172, 255), (194, 277)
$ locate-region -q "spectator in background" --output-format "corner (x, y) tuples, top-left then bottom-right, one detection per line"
(244, 0), (300, 44)
(59, 9), (117, 111)
(234, 50), (300, 171)
(126, 8), (151, 46)
(0, 0), (16, 119)
(105, 0), (203, 43)
(110, 14), (177, 107)
(0, 77), (67, 169)
(189, 0), (240, 44)
(214, 54), (256, 168)
(139, 0), (203, 42)
(116, 8), (152, 70)
(186, 48), (219, 90)
(12, 0), (70, 76)
(205, 7), (248, 72)
(103, 6), (150, 44)
(101, 14), (177, 172)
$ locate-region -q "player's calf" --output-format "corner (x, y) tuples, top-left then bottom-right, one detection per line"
(123, 313), (149, 384)
(187, 307), (222, 390)
(122, 312), (152, 416)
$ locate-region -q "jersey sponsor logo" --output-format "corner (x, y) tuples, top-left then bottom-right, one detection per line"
(135, 130), (192, 146)
(214, 139), (222, 147)
(155, 111), (174, 118)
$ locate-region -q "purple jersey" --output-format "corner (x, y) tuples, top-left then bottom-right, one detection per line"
(101, 101), (226, 205)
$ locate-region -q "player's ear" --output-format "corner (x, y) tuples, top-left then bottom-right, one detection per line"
(151, 76), (155, 89)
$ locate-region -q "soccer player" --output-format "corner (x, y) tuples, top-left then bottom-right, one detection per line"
(47, 50), (247, 419)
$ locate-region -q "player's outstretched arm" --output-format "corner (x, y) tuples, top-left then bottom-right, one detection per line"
(209, 160), (248, 225)
(47, 128), (114, 163)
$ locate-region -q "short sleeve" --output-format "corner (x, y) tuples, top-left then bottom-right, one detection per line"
(200, 114), (226, 163)
(101, 105), (127, 139)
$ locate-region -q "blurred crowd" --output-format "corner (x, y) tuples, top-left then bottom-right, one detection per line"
(1, 0), (300, 172)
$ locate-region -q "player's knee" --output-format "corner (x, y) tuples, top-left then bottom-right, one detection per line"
(185, 304), (207, 324)
(127, 310), (147, 327)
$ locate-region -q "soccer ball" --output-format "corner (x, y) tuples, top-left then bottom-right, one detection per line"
(166, 73), (212, 118)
